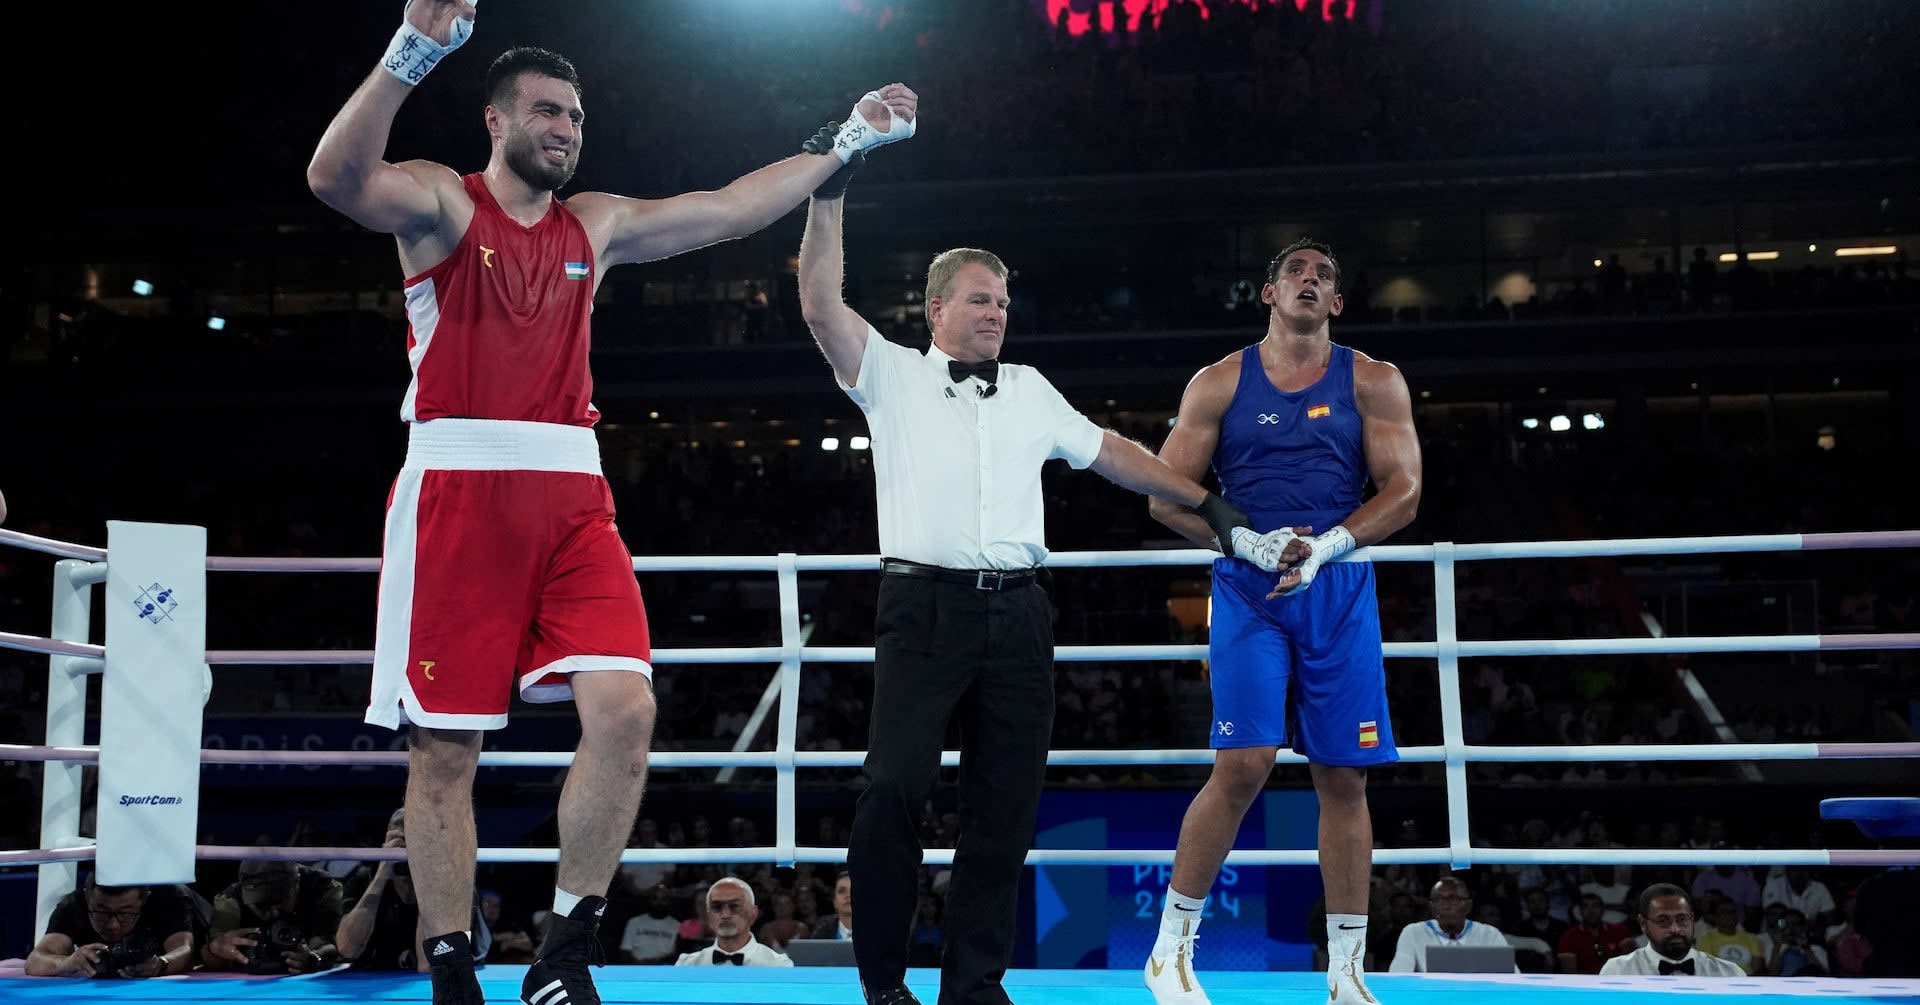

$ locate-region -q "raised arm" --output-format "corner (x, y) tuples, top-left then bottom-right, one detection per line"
(588, 85), (918, 269)
(306, 0), (476, 239)
(333, 869), (389, 963)
(797, 195), (873, 387)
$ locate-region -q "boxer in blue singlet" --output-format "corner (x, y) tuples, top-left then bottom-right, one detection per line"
(1141, 239), (1424, 1005)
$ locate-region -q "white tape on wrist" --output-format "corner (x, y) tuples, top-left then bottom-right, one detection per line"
(831, 91), (916, 163)
(1317, 525), (1357, 562)
(382, 10), (472, 87)
(383, 24), (449, 85)
(1230, 526), (1297, 572)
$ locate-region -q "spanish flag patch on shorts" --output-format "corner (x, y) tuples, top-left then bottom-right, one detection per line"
(1307, 404), (1332, 419)
(1358, 720), (1379, 749)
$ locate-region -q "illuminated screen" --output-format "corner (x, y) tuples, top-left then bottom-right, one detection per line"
(1040, 0), (1364, 37)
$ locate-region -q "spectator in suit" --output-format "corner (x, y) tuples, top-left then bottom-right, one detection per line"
(673, 878), (792, 968)
(810, 870), (853, 941)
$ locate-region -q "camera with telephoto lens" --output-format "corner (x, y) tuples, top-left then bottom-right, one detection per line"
(93, 932), (162, 978)
(240, 919), (309, 974)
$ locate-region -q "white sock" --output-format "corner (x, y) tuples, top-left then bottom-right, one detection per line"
(1158, 887), (1208, 940)
(1328, 913), (1367, 966)
(553, 887), (584, 919)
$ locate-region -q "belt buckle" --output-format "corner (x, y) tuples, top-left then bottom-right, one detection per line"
(975, 570), (1002, 591)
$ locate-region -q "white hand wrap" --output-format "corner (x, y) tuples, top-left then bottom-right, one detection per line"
(1275, 525), (1356, 597)
(382, 5), (475, 87)
(1228, 526), (1300, 573)
(831, 91), (916, 164)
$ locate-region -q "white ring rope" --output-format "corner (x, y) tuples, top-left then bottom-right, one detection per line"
(4, 526), (1916, 893)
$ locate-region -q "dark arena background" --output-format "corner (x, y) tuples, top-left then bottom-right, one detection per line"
(2, 1), (1917, 1003)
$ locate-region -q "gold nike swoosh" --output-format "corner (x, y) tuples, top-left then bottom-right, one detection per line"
(1150, 959), (1165, 977)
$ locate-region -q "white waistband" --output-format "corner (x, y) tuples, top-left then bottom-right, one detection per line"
(404, 419), (603, 474)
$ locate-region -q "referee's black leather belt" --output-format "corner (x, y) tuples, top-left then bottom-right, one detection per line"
(881, 559), (1038, 591)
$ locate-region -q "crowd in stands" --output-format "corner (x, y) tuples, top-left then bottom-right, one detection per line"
(34, 242), (1920, 366)
(2, 379), (1909, 827)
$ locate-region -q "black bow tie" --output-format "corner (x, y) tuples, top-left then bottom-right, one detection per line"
(949, 359), (999, 385)
(712, 949), (745, 965)
(1658, 958), (1695, 975)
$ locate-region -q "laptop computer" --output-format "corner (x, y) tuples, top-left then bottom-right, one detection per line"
(783, 938), (858, 967)
(1425, 944), (1517, 973)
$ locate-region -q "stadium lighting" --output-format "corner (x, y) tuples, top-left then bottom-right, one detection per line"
(1834, 245), (1897, 257)
(1582, 413), (1605, 431)
(1521, 418), (1540, 430)
(131, 279), (153, 296)
(1718, 251), (1779, 263)
(206, 315), (226, 331)
(820, 437), (840, 451)
(1548, 415), (1572, 432)
(850, 436), (871, 451)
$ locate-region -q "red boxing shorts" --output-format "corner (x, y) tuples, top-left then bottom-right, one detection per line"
(367, 418), (652, 731)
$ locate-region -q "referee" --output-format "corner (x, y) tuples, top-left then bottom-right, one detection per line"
(795, 137), (1282, 1005)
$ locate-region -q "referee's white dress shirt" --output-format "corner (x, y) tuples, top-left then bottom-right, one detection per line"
(673, 936), (794, 967)
(1599, 945), (1745, 976)
(842, 327), (1105, 570)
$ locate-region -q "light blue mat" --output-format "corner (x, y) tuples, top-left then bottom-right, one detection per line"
(2, 966), (1916, 1004)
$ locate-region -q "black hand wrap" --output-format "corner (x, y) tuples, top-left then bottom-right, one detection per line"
(1195, 493), (1251, 557)
(802, 121), (863, 200)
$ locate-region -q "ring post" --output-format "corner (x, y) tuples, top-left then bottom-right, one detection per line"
(36, 560), (97, 943)
(773, 552), (803, 866)
(1431, 542), (1472, 871)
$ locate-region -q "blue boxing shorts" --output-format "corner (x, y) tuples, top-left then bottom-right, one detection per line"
(1205, 557), (1397, 767)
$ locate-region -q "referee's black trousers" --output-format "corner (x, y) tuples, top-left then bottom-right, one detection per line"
(849, 571), (1055, 1005)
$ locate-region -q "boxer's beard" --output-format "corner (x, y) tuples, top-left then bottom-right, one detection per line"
(505, 130), (578, 191)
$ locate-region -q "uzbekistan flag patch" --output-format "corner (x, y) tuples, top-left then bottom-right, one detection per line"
(564, 261), (590, 280)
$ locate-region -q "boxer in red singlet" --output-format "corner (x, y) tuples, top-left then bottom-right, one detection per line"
(307, 4), (917, 1003)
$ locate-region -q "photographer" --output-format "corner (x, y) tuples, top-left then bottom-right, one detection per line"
(25, 873), (204, 978)
(336, 809), (490, 970)
(202, 859), (343, 974)
(1766, 908), (1830, 976)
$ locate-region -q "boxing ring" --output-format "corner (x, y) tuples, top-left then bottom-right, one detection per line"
(1, 522), (1918, 1004)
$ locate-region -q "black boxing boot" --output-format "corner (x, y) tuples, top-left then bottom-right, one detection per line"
(520, 896), (607, 1005)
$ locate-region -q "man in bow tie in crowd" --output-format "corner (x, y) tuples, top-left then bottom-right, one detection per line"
(674, 878), (792, 968)
(796, 95), (1295, 1005)
(1600, 885), (1743, 976)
